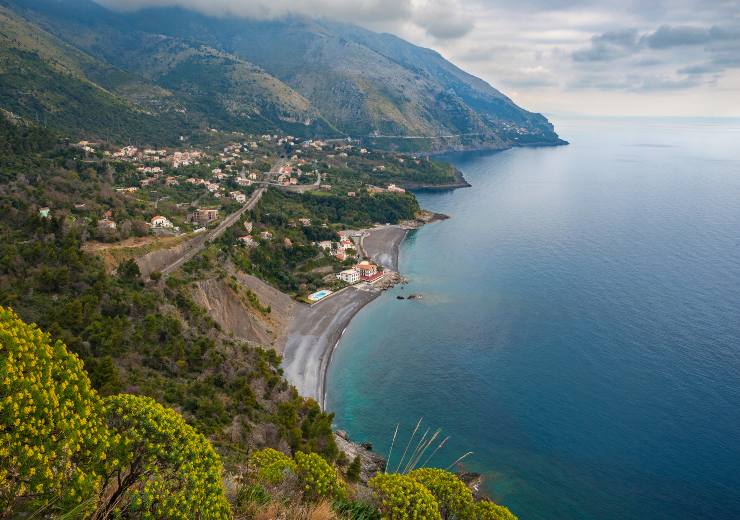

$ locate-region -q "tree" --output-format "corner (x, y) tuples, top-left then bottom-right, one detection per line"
(117, 259), (141, 285)
(347, 456), (362, 483)
(0, 307), (232, 519)
(0, 306), (109, 517)
(95, 394), (231, 519)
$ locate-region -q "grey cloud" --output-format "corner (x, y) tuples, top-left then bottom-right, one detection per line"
(678, 63), (723, 75)
(568, 73), (702, 92)
(642, 24), (739, 49)
(95, 0), (474, 39)
(412, 0), (475, 39)
(572, 29), (639, 62)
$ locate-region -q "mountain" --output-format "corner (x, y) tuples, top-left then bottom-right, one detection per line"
(0, 0), (333, 143)
(1, 0), (565, 150)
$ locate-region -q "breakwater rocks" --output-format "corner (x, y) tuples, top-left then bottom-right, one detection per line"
(397, 294), (423, 300)
(375, 271), (404, 290)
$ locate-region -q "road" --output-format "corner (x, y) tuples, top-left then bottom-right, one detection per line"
(160, 187), (265, 277)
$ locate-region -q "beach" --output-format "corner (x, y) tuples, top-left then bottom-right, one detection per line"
(280, 225), (409, 406)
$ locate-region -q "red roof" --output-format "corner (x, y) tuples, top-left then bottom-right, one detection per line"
(362, 272), (383, 282)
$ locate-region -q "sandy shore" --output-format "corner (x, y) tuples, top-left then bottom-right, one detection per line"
(281, 225), (408, 406)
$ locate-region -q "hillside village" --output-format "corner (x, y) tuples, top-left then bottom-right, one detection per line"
(28, 130), (459, 301)
(59, 134), (438, 238)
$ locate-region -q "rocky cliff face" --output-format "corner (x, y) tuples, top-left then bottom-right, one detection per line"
(189, 269), (298, 352)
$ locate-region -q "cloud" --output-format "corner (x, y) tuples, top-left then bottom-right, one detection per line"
(414, 1), (474, 39)
(572, 29), (639, 61)
(92, 0), (740, 115)
(642, 24), (739, 49)
(95, 0), (473, 39)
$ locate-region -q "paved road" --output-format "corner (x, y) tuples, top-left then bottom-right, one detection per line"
(160, 187), (265, 277)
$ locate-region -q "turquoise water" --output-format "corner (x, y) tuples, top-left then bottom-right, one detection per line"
(326, 117), (740, 520)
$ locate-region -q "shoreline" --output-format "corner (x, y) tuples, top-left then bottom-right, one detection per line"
(280, 224), (411, 408)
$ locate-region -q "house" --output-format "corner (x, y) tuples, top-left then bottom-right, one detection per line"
(337, 269), (360, 284)
(231, 191), (247, 204)
(317, 240), (333, 251)
(354, 261), (378, 278)
(347, 192), (356, 197)
(236, 178), (252, 186)
(39, 207), (51, 219)
(150, 215), (174, 228)
(298, 218), (311, 227)
(387, 184), (406, 193)
(243, 221), (253, 233)
(283, 238), (293, 248)
(238, 235), (258, 247)
(193, 208), (219, 224)
(98, 218), (117, 230)
(320, 184), (332, 191)
(259, 231), (273, 240)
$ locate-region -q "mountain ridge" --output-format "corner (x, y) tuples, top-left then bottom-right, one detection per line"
(1, 0), (565, 151)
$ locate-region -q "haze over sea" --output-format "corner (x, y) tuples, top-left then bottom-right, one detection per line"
(326, 117), (740, 520)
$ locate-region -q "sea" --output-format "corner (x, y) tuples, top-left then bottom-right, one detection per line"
(325, 117), (740, 520)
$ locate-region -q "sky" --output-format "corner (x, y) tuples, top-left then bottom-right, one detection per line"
(96, 0), (740, 117)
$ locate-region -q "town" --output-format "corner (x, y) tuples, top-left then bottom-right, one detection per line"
(34, 130), (457, 300)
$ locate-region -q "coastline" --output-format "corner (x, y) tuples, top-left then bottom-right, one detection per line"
(280, 224), (411, 408)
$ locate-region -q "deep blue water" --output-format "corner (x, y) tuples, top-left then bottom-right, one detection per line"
(326, 117), (740, 520)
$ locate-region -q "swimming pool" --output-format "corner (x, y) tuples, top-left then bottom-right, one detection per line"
(307, 289), (332, 302)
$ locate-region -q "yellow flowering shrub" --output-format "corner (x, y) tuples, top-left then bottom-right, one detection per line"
(101, 394), (232, 519)
(409, 468), (475, 519)
(294, 451), (346, 501)
(248, 448), (297, 484)
(0, 306), (109, 516)
(475, 500), (518, 520)
(368, 473), (442, 520)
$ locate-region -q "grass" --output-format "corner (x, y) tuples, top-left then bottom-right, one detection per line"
(387, 418), (468, 475)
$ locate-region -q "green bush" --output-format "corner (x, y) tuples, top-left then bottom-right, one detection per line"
(248, 447), (297, 484)
(409, 468), (474, 519)
(475, 500), (518, 520)
(0, 306), (109, 516)
(347, 455), (362, 482)
(295, 451), (346, 501)
(368, 473), (441, 520)
(102, 394), (231, 519)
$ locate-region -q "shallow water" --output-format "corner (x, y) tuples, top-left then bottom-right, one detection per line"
(326, 117), (740, 520)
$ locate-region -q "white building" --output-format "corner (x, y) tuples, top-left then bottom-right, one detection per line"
(354, 261), (378, 277)
(150, 215), (174, 228)
(238, 235), (258, 247)
(337, 269), (360, 284)
(231, 191), (247, 203)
